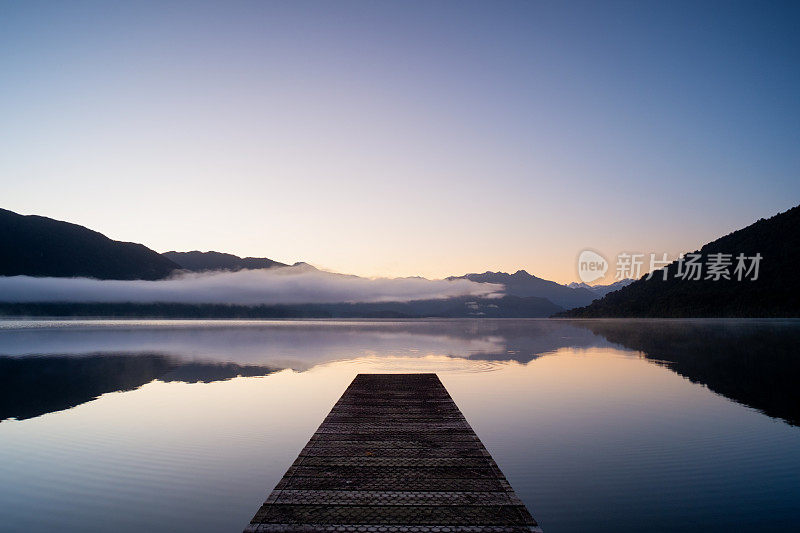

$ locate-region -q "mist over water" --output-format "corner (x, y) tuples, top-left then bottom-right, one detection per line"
(0, 268), (501, 304)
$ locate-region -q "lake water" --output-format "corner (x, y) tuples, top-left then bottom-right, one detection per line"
(1, 318), (799, 532)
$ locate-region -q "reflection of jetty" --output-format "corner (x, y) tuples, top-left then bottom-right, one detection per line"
(245, 373), (541, 532)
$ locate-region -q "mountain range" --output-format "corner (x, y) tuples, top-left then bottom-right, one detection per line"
(0, 207), (615, 316)
(4, 205), (794, 317)
(450, 270), (601, 309)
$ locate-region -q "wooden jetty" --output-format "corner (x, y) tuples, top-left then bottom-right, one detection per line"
(245, 373), (542, 532)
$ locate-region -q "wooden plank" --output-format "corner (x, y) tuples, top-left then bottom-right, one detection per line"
(245, 373), (542, 533)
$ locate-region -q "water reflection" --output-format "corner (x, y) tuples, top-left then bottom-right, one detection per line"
(0, 319), (605, 366)
(576, 319), (800, 426)
(1, 319), (799, 533)
(1, 319), (799, 426)
(0, 354), (278, 421)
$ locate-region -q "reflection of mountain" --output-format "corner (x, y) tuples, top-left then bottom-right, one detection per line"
(160, 362), (280, 382)
(0, 355), (279, 422)
(578, 320), (800, 426)
(455, 320), (614, 362)
(2, 319), (799, 427)
(0, 319), (607, 366)
(451, 319), (800, 427)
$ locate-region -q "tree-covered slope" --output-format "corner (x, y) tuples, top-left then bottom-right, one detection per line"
(163, 250), (287, 271)
(0, 208), (179, 280)
(558, 205), (800, 317)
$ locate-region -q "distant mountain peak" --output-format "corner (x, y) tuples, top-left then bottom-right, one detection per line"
(566, 279), (634, 297)
(290, 261), (317, 271)
(448, 269), (597, 310)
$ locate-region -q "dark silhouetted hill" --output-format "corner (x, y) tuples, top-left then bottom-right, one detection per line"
(558, 205), (800, 317)
(449, 270), (596, 309)
(163, 250), (287, 272)
(0, 208), (179, 280)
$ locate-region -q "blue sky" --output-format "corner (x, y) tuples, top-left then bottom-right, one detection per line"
(2, 1), (798, 282)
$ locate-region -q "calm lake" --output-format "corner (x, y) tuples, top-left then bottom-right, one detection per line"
(1, 318), (799, 532)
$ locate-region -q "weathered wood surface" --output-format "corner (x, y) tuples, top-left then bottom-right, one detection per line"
(245, 373), (542, 533)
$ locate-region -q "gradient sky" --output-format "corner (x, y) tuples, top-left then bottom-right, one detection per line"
(2, 1), (798, 283)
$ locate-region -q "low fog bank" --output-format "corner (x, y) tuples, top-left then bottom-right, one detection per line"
(0, 267), (502, 305)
